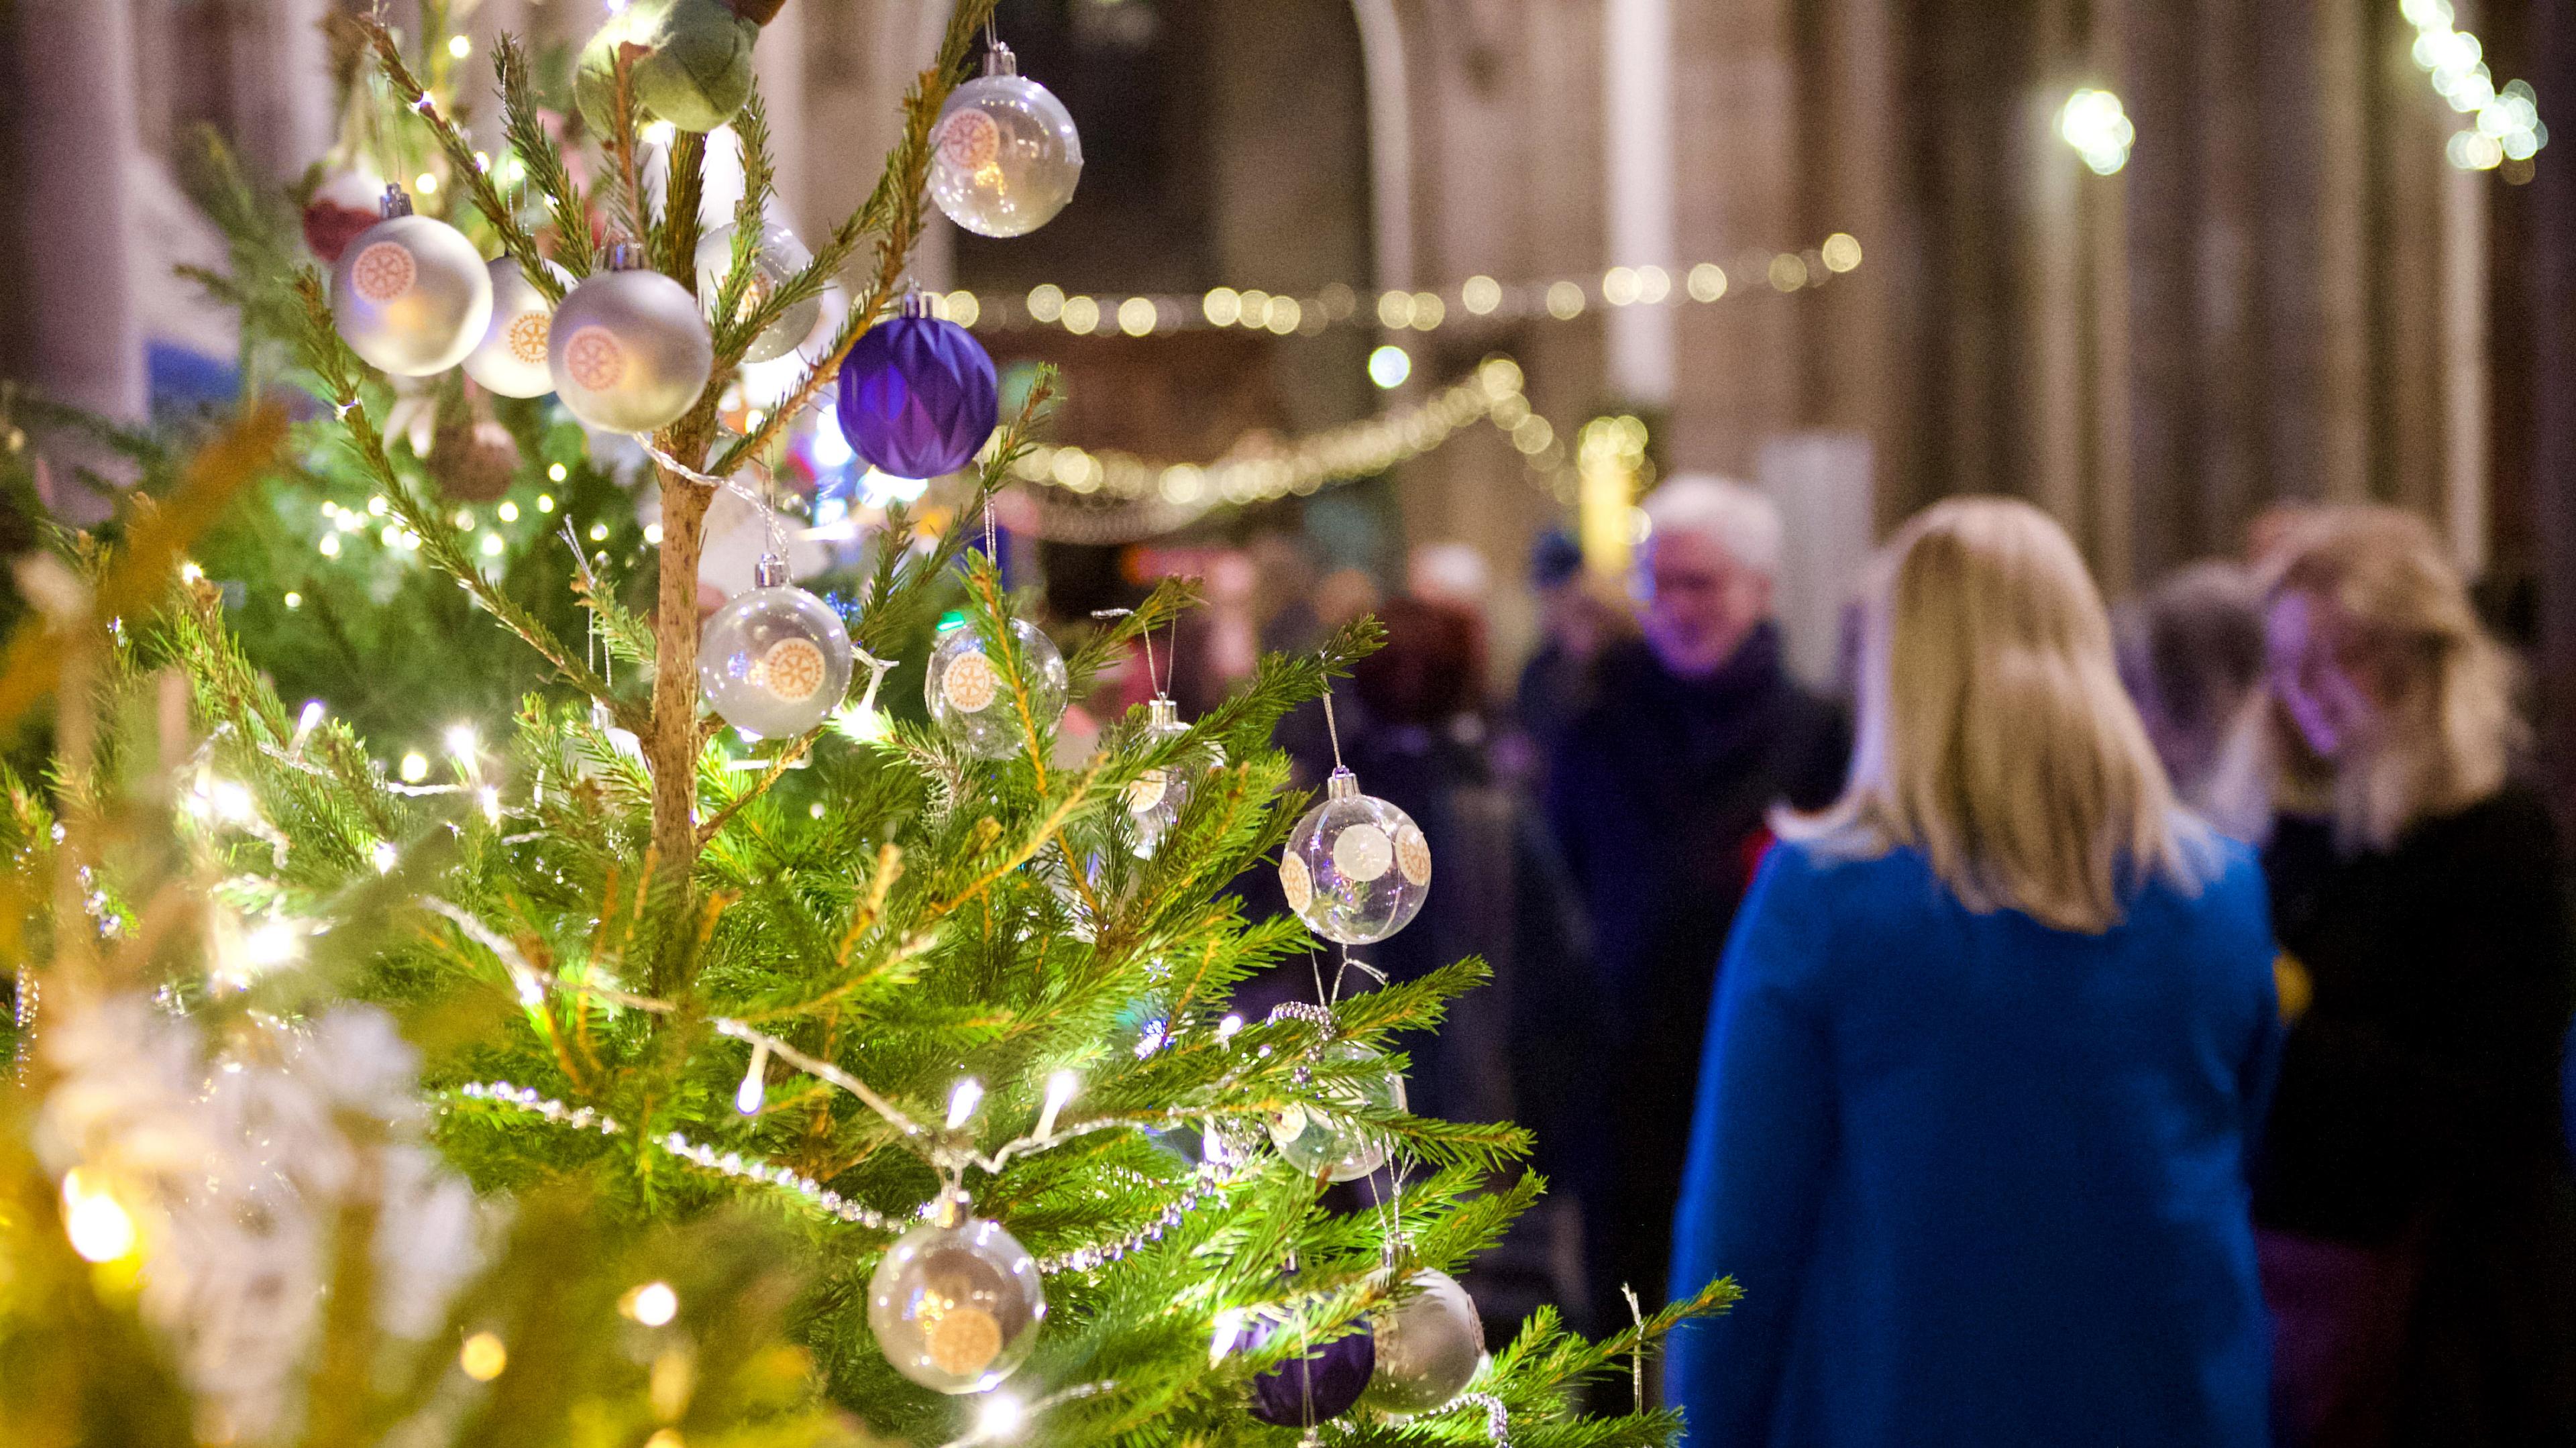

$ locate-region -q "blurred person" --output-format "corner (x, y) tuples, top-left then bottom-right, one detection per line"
(1667, 497), (2278, 1447)
(1510, 531), (1633, 769)
(1409, 540), (1493, 613)
(1544, 474), (1848, 1325)
(2247, 506), (2576, 1447)
(2117, 561), (2271, 838)
(2249, 500), (2326, 571)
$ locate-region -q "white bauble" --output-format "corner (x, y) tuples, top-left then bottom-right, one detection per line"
(698, 559), (854, 739)
(329, 190), (493, 376)
(547, 249), (714, 433)
(924, 615), (1068, 761)
(694, 221), (820, 364)
(1361, 1269), (1486, 1415)
(867, 1217), (1046, 1394)
(928, 44), (1083, 238)
(462, 256), (574, 398)
(1268, 1039), (1407, 1182)
(1280, 769), (1432, 944)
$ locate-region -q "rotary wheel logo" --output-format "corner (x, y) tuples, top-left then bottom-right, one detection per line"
(759, 637), (828, 703)
(350, 241), (418, 302)
(941, 653), (1000, 714)
(563, 325), (627, 391)
(504, 310), (551, 365)
(1397, 824), (1433, 887)
(1279, 851), (1313, 915)
(936, 109), (1003, 171)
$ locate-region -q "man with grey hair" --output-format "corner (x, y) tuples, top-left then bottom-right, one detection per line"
(1544, 473), (1849, 1334)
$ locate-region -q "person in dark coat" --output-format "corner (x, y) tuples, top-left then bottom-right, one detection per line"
(1543, 475), (1848, 1330)
(2246, 505), (2576, 1447)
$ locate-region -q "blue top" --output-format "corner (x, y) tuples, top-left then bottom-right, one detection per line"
(1666, 837), (2281, 1448)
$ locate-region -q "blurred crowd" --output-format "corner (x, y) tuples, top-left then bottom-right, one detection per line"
(1079, 475), (2575, 1448)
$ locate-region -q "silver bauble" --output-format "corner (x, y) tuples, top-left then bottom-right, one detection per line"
(694, 221), (820, 364)
(547, 252), (714, 433)
(1268, 1039), (1407, 1182)
(928, 44), (1083, 238)
(1360, 1270), (1486, 1415)
(1125, 696), (1199, 857)
(698, 559), (854, 740)
(329, 192), (493, 376)
(1281, 769), (1432, 945)
(463, 256), (574, 398)
(925, 615), (1069, 761)
(867, 1216), (1046, 1394)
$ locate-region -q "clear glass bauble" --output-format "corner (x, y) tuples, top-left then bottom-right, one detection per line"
(928, 50), (1083, 238)
(867, 1216), (1046, 1394)
(330, 211), (493, 376)
(698, 577), (854, 740)
(463, 255), (573, 398)
(1359, 1269), (1486, 1415)
(924, 616), (1069, 760)
(1124, 696), (1199, 856)
(547, 261), (714, 433)
(1280, 769), (1432, 944)
(1268, 1039), (1407, 1182)
(694, 221), (820, 364)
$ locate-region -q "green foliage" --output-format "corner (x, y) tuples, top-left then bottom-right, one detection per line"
(0, 3), (1734, 1446)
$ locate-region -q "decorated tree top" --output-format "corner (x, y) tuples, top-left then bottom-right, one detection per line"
(0, 5), (1729, 1446)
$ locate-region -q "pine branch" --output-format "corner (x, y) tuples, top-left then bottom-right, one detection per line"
(494, 34), (592, 284)
(354, 15), (559, 295)
(292, 274), (631, 726)
(707, 0), (1000, 477)
(709, 85), (778, 359)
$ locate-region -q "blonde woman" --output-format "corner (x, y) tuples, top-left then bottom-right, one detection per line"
(2249, 507), (2575, 1447)
(1666, 498), (2278, 1447)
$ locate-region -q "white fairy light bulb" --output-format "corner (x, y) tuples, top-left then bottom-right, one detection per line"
(1036, 1070), (1079, 1140)
(869, 1215), (1046, 1393)
(698, 555), (855, 740)
(924, 615), (1069, 760)
(1280, 768), (1432, 944)
(330, 186), (493, 376)
(1268, 1039), (1407, 1182)
(947, 1076), (986, 1130)
(735, 1040), (770, 1115)
(928, 42), (1083, 238)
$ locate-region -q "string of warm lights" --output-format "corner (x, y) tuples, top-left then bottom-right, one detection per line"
(924, 235), (1864, 339)
(2402, 0), (2546, 172)
(996, 356), (1579, 545)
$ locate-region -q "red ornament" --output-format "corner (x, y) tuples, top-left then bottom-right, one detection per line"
(303, 169), (388, 264)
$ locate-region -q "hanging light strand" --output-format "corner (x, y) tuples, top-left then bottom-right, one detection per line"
(925, 235), (1862, 339)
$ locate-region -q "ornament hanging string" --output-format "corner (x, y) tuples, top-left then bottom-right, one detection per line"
(641, 439), (789, 562)
(1089, 608), (1159, 695)
(1318, 681), (1346, 772)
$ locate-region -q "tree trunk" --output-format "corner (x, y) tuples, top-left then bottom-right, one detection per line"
(647, 462), (714, 985)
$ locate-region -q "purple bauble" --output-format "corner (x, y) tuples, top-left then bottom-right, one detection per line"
(833, 301), (998, 480)
(1242, 1317), (1375, 1427)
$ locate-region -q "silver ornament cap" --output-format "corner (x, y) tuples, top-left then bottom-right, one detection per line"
(329, 188), (494, 376)
(547, 247), (715, 433)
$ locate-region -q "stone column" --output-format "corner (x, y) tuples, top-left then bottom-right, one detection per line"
(16, 0), (148, 437)
(1601, 0), (1673, 404)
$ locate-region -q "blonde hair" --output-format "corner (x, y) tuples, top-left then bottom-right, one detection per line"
(2267, 506), (2519, 850)
(1783, 497), (2209, 933)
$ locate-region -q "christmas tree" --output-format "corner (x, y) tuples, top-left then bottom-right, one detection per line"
(1, 5), (1730, 1445)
